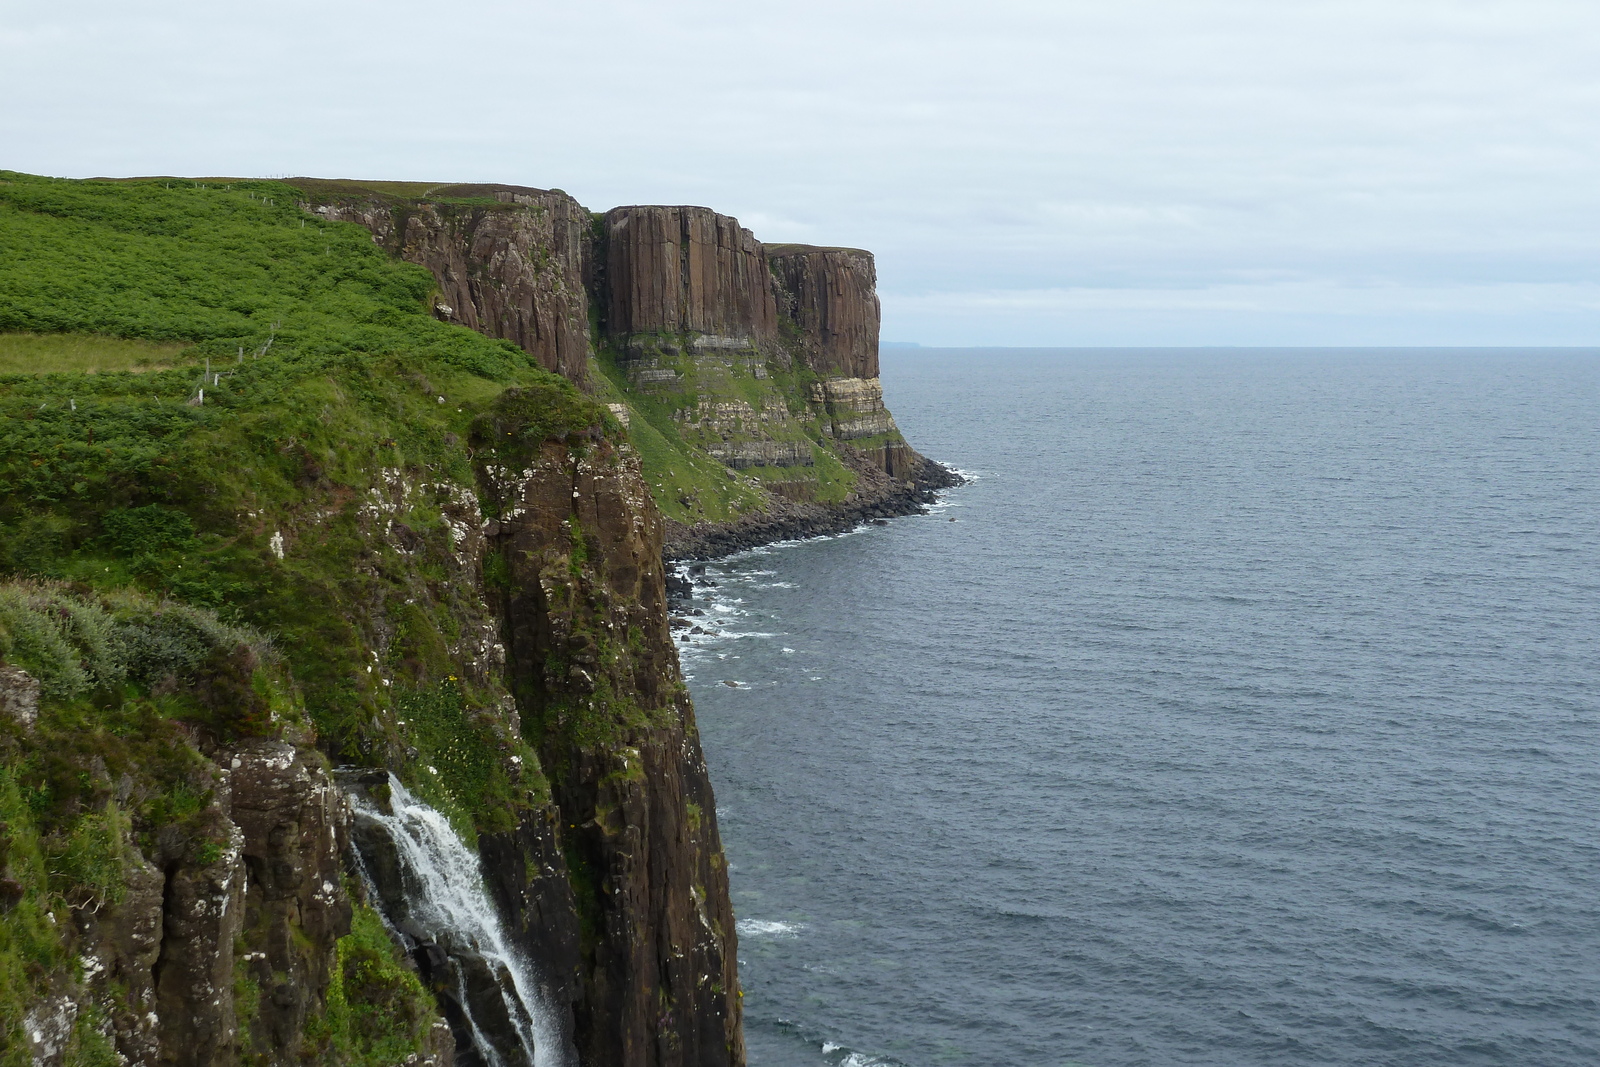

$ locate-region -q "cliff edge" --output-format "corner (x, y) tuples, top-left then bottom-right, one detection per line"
(0, 169), (958, 1067)
(293, 183), (959, 560)
(0, 172), (742, 1066)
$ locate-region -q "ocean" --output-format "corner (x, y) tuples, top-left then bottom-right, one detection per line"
(679, 348), (1600, 1067)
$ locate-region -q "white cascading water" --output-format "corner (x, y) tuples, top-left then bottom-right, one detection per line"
(347, 775), (568, 1067)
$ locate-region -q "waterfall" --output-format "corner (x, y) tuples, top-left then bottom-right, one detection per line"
(343, 773), (570, 1067)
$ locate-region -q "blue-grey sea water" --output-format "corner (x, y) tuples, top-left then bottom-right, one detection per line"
(678, 349), (1600, 1067)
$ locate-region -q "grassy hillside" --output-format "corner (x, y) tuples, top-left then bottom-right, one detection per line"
(0, 169), (625, 1062)
(0, 171), (609, 805)
(0, 333), (190, 375)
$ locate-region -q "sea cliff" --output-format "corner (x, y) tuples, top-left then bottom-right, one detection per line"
(0, 169), (949, 1066)
(296, 182), (959, 558)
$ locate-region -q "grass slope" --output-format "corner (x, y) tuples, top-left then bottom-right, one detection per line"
(0, 170), (599, 807)
(0, 333), (191, 376)
(0, 169), (616, 1061)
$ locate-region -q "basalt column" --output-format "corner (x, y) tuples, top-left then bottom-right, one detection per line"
(602, 207), (778, 347)
(765, 245), (880, 379)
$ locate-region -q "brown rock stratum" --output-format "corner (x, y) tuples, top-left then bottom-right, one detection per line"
(301, 182), (594, 387)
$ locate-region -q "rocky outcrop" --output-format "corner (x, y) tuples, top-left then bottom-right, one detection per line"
(478, 807), (585, 1037)
(676, 400), (815, 470)
(811, 377), (896, 439)
(298, 182), (593, 386)
(229, 740), (355, 1059)
(808, 377), (923, 478)
(0, 663), (39, 727)
(662, 441), (958, 559)
(67, 823), (168, 1064)
(601, 207), (778, 350)
(767, 245), (880, 379)
(64, 737), (358, 1067)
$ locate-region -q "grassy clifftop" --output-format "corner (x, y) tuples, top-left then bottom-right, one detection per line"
(0, 169), (628, 1062)
(0, 171), (763, 1067)
(0, 171), (612, 810)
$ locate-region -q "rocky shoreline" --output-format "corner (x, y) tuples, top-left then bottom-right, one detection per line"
(662, 446), (963, 563)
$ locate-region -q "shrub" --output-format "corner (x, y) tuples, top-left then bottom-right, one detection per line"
(0, 585), (88, 698)
(0, 580), (270, 704)
(101, 505), (196, 558)
(45, 805), (130, 911)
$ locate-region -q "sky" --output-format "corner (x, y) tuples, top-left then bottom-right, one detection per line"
(5, 0), (1600, 346)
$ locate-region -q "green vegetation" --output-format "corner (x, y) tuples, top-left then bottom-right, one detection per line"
(0, 582), (296, 1056)
(740, 441), (855, 505)
(0, 171), (605, 773)
(0, 765), (68, 1062)
(303, 904), (438, 1067)
(0, 579), (271, 707)
(590, 349), (797, 523)
(287, 177), (542, 211)
(395, 680), (544, 842)
(0, 171), (625, 1059)
(0, 166), (898, 1061)
(514, 568), (680, 757)
(0, 333), (191, 376)
(62, 1006), (121, 1067)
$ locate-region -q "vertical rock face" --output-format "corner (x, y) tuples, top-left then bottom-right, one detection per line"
(602, 206), (778, 347)
(764, 247), (929, 478)
(305, 182), (954, 502)
(229, 740), (355, 1058)
(475, 418), (743, 1067)
(766, 245), (881, 379)
(303, 184), (593, 386)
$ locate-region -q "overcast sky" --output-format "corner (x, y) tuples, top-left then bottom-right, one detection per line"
(5, 0), (1600, 345)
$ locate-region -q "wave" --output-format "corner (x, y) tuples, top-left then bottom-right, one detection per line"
(737, 919), (805, 938)
(820, 1041), (913, 1067)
